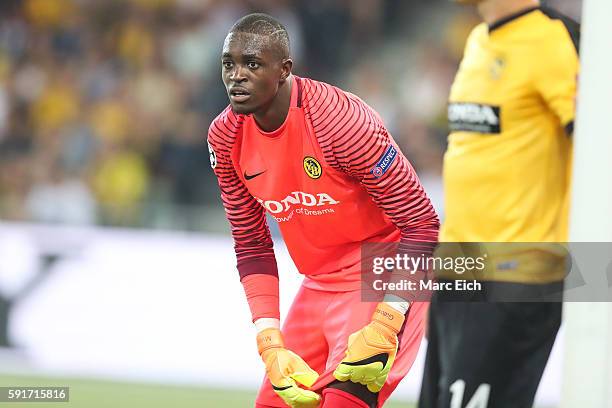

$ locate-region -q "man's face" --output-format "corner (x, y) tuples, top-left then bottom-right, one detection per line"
(221, 32), (286, 115)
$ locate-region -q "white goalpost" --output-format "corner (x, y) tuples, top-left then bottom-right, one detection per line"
(561, 0), (612, 407)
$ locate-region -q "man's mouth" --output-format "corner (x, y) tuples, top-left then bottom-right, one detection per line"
(229, 87), (251, 103)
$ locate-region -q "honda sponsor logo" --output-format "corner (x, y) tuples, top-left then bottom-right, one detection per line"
(448, 102), (501, 134)
(255, 192), (340, 214)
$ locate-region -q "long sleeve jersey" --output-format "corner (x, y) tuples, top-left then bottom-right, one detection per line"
(208, 76), (439, 291)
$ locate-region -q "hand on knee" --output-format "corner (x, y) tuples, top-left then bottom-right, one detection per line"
(321, 389), (370, 408)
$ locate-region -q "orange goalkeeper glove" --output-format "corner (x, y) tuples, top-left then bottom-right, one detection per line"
(257, 328), (320, 408)
(333, 302), (406, 392)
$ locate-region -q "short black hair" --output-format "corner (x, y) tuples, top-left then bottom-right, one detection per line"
(229, 13), (290, 59)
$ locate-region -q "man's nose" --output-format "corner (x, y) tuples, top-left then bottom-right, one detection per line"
(230, 65), (247, 82)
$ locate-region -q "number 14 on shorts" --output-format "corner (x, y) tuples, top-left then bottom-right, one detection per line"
(450, 380), (491, 408)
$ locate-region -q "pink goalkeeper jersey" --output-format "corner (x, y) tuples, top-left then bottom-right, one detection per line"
(208, 76), (439, 291)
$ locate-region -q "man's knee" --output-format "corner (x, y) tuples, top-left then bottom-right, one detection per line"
(322, 380), (378, 408)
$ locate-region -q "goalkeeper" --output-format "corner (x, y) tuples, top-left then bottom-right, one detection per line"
(208, 13), (439, 408)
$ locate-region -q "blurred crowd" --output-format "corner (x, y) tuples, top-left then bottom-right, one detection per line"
(0, 0), (579, 231)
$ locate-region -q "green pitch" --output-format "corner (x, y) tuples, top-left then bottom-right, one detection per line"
(0, 374), (415, 407)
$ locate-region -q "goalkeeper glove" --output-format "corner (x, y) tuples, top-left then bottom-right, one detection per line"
(333, 302), (406, 392)
(257, 328), (320, 408)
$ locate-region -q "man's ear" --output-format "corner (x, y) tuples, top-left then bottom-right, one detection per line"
(280, 58), (293, 82)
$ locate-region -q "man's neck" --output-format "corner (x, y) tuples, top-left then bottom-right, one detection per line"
(478, 0), (540, 26)
(253, 75), (293, 133)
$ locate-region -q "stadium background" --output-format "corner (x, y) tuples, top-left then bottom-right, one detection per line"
(0, 0), (581, 407)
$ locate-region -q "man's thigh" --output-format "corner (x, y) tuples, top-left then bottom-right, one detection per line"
(420, 298), (561, 408)
(256, 287), (427, 408)
(317, 292), (427, 407)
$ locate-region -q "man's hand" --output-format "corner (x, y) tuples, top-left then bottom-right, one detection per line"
(333, 302), (405, 393)
(257, 328), (320, 407)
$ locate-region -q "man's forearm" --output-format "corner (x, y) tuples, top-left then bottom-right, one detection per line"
(241, 274), (280, 322)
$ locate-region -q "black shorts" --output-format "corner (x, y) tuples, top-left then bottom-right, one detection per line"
(418, 283), (562, 408)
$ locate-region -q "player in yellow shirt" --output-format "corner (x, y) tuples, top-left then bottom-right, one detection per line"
(419, 1), (579, 407)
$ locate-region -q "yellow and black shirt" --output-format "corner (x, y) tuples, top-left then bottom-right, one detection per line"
(441, 7), (579, 282)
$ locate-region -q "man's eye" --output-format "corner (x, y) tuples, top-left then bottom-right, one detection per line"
(222, 61), (233, 69)
(248, 62), (259, 69)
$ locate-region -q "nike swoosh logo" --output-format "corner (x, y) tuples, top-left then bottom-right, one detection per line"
(244, 170), (266, 180)
(341, 352), (389, 367)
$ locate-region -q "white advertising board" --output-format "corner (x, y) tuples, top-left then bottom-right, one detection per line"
(0, 222), (561, 405)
